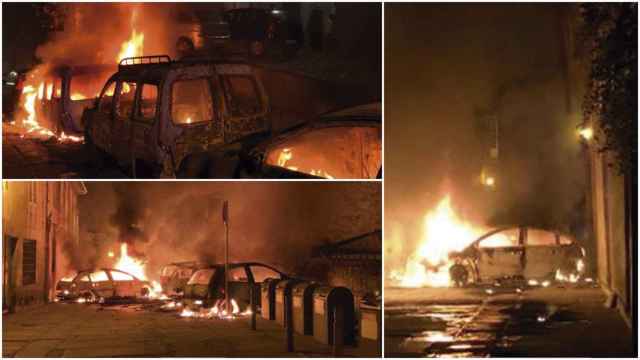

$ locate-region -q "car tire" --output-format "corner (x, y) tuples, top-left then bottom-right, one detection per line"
(450, 264), (470, 287)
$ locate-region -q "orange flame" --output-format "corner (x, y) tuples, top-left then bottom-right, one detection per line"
(394, 196), (484, 287)
(117, 29), (144, 62)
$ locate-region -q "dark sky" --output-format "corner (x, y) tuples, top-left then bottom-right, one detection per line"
(385, 4), (588, 267)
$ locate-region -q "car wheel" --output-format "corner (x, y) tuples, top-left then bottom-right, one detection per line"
(450, 264), (470, 287)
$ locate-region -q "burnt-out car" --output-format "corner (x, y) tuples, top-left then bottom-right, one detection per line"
(56, 268), (151, 302)
(182, 262), (288, 310)
(82, 55), (270, 178)
(34, 64), (116, 135)
(240, 102), (382, 179)
(160, 261), (207, 295)
(448, 226), (586, 286)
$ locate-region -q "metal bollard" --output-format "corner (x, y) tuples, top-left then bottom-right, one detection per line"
(332, 305), (344, 356)
(250, 285), (257, 330)
(285, 293), (294, 352)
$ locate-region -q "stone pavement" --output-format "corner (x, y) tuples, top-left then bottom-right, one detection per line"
(3, 303), (379, 357)
(3, 126), (127, 179)
(385, 284), (636, 357)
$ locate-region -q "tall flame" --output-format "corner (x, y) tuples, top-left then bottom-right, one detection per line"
(395, 196), (483, 287)
(114, 243), (147, 280)
(117, 29), (144, 62)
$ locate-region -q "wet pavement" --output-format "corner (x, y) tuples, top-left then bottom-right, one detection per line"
(385, 285), (635, 357)
(3, 301), (379, 357)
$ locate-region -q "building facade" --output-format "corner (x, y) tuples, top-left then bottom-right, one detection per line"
(2, 181), (87, 312)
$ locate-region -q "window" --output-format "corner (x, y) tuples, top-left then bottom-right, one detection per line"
(53, 77), (62, 99)
(527, 229), (557, 246)
(188, 269), (216, 285)
(161, 266), (177, 277)
(171, 78), (214, 125)
(110, 270), (134, 281)
(227, 267), (248, 282)
(79, 275), (91, 283)
(115, 81), (137, 119)
(89, 270), (109, 282)
(221, 75), (262, 117)
(250, 265), (281, 283)
(99, 81), (116, 114)
(265, 127), (382, 179)
(22, 240), (36, 285)
(478, 229), (521, 248)
(137, 84), (158, 121)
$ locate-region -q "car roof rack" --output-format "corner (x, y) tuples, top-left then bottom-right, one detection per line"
(119, 55), (172, 69)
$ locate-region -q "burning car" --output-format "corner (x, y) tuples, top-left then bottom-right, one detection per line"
(82, 55), (270, 178)
(160, 261), (208, 295)
(240, 102), (382, 179)
(447, 226), (586, 287)
(56, 268), (152, 302)
(182, 262), (288, 310)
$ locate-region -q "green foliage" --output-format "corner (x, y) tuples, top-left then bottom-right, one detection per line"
(581, 3), (637, 174)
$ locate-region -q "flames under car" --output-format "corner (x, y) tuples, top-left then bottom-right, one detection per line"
(182, 262), (288, 310)
(56, 268), (151, 302)
(447, 226), (586, 286)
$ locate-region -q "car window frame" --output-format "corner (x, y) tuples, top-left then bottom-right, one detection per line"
(97, 79), (118, 115)
(114, 79), (139, 121)
(525, 228), (560, 247)
(169, 76), (217, 126)
(219, 74), (263, 117)
(475, 227), (523, 249)
(248, 264), (282, 283)
(134, 82), (159, 124)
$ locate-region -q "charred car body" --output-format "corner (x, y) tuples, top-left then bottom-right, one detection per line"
(160, 261), (207, 295)
(240, 102), (382, 179)
(182, 262), (287, 310)
(56, 268), (151, 302)
(82, 55), (270, 178)
(448, 226), (586, 286)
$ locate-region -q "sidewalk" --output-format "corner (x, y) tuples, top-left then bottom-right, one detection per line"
(2, 303), (379, 357)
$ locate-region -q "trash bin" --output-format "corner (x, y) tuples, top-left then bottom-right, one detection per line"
(312, 286), (355, 345)
(359, 302), (381, 341)
(292, 282), (318, 335)
(275, 279), (302, 326)
(261, 278), (280, 320)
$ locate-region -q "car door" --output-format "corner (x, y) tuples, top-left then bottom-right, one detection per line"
(109, 270), (139, 297)
(112, 80), (138, 165)
(476, 227), (524, 281)
(132, 82), (160, 165)
(247, 264), (283, 306)
(88, 80), (117, 151)
(523, 228), (562, 279)
(226, 265), (251, 309)
(88, 270), (115, 298)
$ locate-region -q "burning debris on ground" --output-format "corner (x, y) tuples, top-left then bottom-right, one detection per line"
(384, 3), (635, 357)
(3, 2), (381, 179)
(3, 181), (381, 357)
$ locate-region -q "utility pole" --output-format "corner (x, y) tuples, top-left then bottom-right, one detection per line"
(222, 200), (229, 314)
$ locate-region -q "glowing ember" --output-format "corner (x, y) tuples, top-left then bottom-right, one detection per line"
(276, 148), (335, 179)
(179, 299), (248, 320)
(394, 196), (484, 287)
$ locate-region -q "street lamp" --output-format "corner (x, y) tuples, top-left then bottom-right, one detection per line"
(578, 125), (593, 141)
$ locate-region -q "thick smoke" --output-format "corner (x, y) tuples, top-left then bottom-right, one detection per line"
(76, 182), (380, 280)
(33, 3), (188, 67)
(385, 4), (590, 271)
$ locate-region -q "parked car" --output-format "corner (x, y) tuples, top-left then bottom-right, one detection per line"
(160, 261), (207, 295)
(182, 262), (288, 310)
(224, 8), (303, 59)
(56, 268), (151, 301)
(239, 102), (382, 179)
(82, 55), (270, 178)
(448, 226), (586, 286)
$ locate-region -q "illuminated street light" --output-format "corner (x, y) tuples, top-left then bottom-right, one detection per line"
(578, 126), (593, 141)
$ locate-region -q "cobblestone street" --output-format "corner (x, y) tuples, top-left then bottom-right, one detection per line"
(3, 302), (379, 357)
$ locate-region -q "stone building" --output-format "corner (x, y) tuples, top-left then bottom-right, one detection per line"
(2, 181), (87, 313)
(562, 4), (635, 325)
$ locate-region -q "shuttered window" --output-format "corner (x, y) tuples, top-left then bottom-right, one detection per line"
(22, 240), (36, 285)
